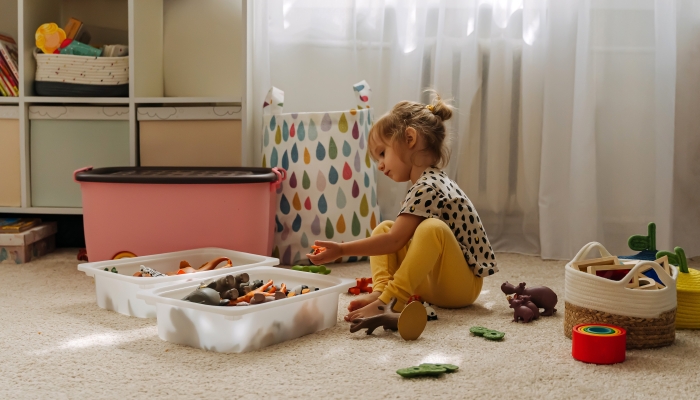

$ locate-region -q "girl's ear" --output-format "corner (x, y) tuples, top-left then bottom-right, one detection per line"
(405, 127), (417, 148)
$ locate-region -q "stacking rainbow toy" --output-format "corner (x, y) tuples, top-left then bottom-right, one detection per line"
(572, 323), (626, 364)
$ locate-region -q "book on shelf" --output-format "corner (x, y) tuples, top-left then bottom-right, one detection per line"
(0, 218), (42, 234)
(64, 17), (91, 45)
(0, 33), (19, 97)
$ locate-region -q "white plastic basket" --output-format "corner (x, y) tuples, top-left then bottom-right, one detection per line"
(136, 266), (355, 353)
(78, 248), (278, 318)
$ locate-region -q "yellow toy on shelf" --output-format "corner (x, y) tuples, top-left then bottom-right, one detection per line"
(35, 23), (66, 54)
(657, 247), (700, 329)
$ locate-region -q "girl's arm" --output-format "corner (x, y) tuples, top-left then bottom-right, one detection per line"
(307, 213), (425, 265)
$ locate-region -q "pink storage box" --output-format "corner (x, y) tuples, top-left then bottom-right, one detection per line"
(74, 166), (285, 262)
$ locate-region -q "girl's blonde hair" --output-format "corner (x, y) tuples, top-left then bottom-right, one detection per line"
(369, 92), (452, 169)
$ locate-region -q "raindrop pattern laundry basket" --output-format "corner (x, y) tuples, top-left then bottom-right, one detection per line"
(261, 81), (380, 265)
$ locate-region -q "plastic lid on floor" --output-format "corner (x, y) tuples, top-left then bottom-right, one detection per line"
(74, 166), (279, 184)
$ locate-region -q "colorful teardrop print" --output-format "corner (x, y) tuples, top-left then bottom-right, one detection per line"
(291, 113), (298, 119)
(275, 215), (283, 232)
(272, 246), (279, 259)
(359, 133), (365, 149)
(282, 150), (289, 170)
(325, 218), (334, 239)
(371, 187), (376, 207)
(280, 194), (290, 214)
(309, 119), (318, 140)
(292, 214), (302, 232)
(329, 166), (338, 185)
(336, 187), (347, 209)
(329, 137), (338, 159)
(343, 162), (352, 180)
(301, 232), (309, 248)
(352, 121), (359, 139)
(342, 141), (351, 157)
(337, 215), (346, 233)
(291, 143), (298, 163)
(283, 120), (289, 142)
(352, 212), (361, 236)
(290, 123), (296, 138)
(298, 121), (306, 141)
(292, 193), (301, 210)
(289, 172), (297, 188)
(304, 196), (312, 210)
(316, 170), (326, 191)
(304, 147), (311, 164)
(365, 151), (371, 168)
(354, 151), (361, 172)
(293, 251), (301, 264)
(364, 172), (370, 187)
(262, 154), (266, 168)
(350, 109), (357, 115)
(281, 222), (290, 240)
(264, 126), (270, 147)
(338, 113), (348, 133)
(360, 194), (369, 216)
(352, 180), (359, 198)
(270, 115), (276, 131)
(370, 212), (377, 230)
(359, 111), (365, 125)
(270, 148), (278, 167)
(321, 113), (332, 131)
(318, 194), (328, 214)
(366, 229), (371, 238)
(316, 142), (326, 161)
(303, 171), (311, 190)
(311, 215), (321, 235)
(276, 181), (284, 194)
(282, 245), (291, 265)
(275, 125), (282, 144)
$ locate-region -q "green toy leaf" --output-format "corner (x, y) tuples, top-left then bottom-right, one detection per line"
(656, 247), (688, 273)
(420, 363), (459, 372)
(396, 365), (447, 378)
(628, 222), (656, 251)
(483, 330), (505, 341)
(469, 326), (490, 336)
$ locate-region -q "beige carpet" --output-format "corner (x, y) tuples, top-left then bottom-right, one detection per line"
(2, 249), (699, 399)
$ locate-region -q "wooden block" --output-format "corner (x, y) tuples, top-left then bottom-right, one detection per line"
(654, 255), (671, 276)
(572, 256), (620, 273)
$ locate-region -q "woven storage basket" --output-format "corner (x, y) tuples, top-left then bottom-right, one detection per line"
(564, 242), (678, 349)
(33, 48), (128, 97)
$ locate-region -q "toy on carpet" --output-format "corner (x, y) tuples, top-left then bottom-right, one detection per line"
(291, 264), (331, 274)
(396, 363), (459, 378)
(501, 281), (558, 316)
(571, 253), (670, 289)
(180, 272), (319, 306)
(348, 277), (373, 295)
(350, 297), (427, 340)
(131, 257), (233, 277)
(571, 323), (626, 364)
(469, 326), (505, 341)
(657, 246), (700, 329)
(112, 251), (136, 260)
(77, 248), (88, 262)
(309, 245), (326, 256)
(407, 295), (438, 321)
(618, 222), (658, 261)
(507, 295), (539, 323)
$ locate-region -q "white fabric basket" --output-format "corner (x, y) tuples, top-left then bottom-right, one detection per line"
(565, 241), (678, 319)
(34, 48), (129, 85)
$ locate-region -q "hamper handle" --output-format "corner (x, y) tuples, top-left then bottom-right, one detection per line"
(571, 242), (613, 263)
(73, 166), (93, 183)
(271, 167), (286, 190)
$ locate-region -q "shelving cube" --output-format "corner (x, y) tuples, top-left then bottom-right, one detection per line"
(0, 106), (21, 206)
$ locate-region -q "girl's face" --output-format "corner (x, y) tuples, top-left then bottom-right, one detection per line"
(372, 139), (412, 182)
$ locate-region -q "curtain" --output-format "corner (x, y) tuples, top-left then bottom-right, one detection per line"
(249, 0), (700, 260)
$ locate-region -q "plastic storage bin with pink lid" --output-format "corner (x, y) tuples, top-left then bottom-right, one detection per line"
(78, 247), (279, 318)
(74, 166), (286, 262)
(137, 266), (355, 353)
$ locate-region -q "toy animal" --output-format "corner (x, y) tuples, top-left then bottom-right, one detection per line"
(501, 281), (558, 316)
(350, 297), (427, 340)
(513, 295), (539, 320)
(509, 298), (535, 323)
(348, 277), (373, 295)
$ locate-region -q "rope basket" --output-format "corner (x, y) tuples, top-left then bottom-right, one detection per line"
(564, 242), (678, 349)
(658, 247), (700, 329)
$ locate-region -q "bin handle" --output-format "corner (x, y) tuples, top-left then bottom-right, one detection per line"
(73, 166), (93, 183)
(271, 167), (287, 190)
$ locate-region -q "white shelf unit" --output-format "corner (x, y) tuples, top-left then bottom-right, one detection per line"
(0, 0), (248, 215)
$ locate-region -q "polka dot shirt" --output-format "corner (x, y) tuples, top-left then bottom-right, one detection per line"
(398, 168), (499, 278)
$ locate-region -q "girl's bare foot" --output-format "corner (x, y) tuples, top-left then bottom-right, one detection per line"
(345, 299), (386, 322)
(347, 291), (381, 312)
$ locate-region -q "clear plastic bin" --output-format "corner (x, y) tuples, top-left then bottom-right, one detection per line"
(137, 266), (355, 353)
(78, 247), (278, 318)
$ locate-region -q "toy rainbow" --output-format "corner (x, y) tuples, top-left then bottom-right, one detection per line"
(572, 323), (626, 364)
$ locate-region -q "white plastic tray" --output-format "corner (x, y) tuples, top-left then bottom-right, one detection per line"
(78, 247), (279, 318)
(137, 266), (355, 353)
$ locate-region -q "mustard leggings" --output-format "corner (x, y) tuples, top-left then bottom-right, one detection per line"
(372, 218), (483, 310)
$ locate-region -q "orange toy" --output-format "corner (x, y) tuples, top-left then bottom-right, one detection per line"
(348, 277), (373, 295)
(310, 245), (326, 256)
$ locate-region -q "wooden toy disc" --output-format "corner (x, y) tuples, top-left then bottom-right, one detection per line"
(398, 301), (427, 340)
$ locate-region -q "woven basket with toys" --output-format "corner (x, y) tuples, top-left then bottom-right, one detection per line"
(564, 241), (678, 349)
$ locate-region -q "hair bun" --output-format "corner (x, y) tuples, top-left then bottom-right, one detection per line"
(430, 98), (452, 121)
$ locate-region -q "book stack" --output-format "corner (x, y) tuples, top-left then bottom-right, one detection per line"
(0, 33), (19, 97)
(0, 218), (41, 233)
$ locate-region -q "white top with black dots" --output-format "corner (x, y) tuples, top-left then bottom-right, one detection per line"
(398, 168), (499, 278)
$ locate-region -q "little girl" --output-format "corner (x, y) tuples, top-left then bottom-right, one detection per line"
(307, 96), (498, 321)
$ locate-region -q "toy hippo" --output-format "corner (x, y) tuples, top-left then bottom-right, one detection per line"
(509, 298), (534, 323)
(501, 281), (558, 316)
(513, 295), (539, 320)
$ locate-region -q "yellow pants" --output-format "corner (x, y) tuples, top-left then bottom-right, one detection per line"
(372, 219), (483, 310)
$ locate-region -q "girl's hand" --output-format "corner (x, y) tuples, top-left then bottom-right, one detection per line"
(307, 241), (343, 265)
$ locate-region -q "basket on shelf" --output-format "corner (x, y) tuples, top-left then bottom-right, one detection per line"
(564, 242), (678, 349)
(33, 48), (129, 97)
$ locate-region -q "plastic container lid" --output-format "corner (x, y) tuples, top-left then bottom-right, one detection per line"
(74, 166), (280, 184)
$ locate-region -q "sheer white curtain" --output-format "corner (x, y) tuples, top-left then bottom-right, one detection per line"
(249, 0), (700, 259)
